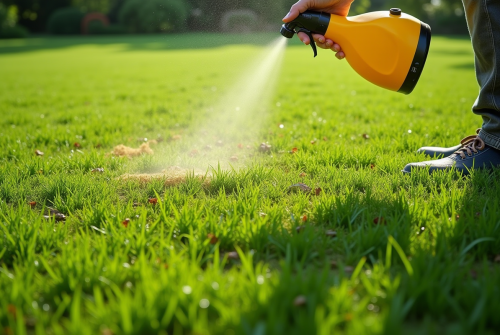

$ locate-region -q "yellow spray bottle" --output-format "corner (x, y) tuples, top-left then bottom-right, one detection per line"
(280, 8), (431, 94)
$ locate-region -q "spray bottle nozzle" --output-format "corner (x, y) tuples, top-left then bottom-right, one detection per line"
(280, 24), (295, 38)
(279, 11), (330, 58)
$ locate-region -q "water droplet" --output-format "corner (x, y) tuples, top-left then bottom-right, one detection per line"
(199, 299), (210, 308)
(182, 285), (192, 294)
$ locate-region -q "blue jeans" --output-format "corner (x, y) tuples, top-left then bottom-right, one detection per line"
(463, 0), (500, 150)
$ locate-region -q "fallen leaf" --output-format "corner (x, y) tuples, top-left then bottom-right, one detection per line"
(172, 135), (182, 141)
(326, 230), (337, 238)
(323, 137), (328, 141)
(45, 207), (66, 222)
(362, 134), (370, 139)
(53, 213), (65, 221)
(122, 218), (130, 227)
(344, 313), (353, 321)
(315, 187), (322, 196)
(238, 143), (243, 149)
(29, 201), (36, 209)
(293, 295), (307, 307)
(94, 143), (102, 148)
(101, 329), (114, 335)
(373, 217), (386, 225)
(299, 172), (306, 178)
(259, 143), (271, 152)
(216, 140), (224, 147)
(291, 147), (298, 153)
(301, 215), (307, 222)
(156, 136), (164, 143)
(112, 143), (153, 158)
(227, 251), (239, 260)
(288, 183), (312, 193)
(35, 150), (44, 156)
(370, 164), (375, 169)
(344, 266), (354, 273)
(310, 140), (316, 145)
(74, 142), (81, 148)
(230, 155), (238, 162)
(207, 233), (218, 244)
(148, 198), (158, 205)
(189, 149), (199, 157)
(7, 304), (16, 316)
(91, 168), (104, 173)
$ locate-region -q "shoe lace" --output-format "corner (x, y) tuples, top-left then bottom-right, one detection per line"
(455, 136), (485, 159)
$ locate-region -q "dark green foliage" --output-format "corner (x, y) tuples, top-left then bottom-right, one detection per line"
(47, 7), (84, 35)
(118, 0), (189, 33)
(0, 24), (29, 38)
(0, 3), (29, 38)
(87, 21), (126, 34)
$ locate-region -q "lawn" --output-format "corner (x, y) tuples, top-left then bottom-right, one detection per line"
(1, 33), (500, 335)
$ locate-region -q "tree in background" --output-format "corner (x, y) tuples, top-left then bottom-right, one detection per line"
(0, 0), (70, 32)
(0, 0), (469, 35)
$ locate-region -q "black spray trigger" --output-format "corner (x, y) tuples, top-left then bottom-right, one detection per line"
(297, 28), (317, 57)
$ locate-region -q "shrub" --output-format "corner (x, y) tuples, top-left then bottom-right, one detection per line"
(118, 0), (189, 33)
(88, 21), (127, 35)
(0, 25), (29, 38)
(47, 7), (84, 35)
(0, 4), (29, 39)
(0, 4), (6, 28)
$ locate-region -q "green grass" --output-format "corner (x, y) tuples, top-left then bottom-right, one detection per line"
(1, 33), (500, 335)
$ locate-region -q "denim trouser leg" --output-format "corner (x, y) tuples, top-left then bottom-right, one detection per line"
(462, 0), (500, 150)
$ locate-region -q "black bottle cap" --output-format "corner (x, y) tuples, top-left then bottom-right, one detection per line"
(390, 8), (402, 16)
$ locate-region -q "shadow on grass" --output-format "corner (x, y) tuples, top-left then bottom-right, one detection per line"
(0, 32), (303, 55)
(450, 62), (475, 70)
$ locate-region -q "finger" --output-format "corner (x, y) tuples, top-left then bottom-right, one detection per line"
(283, 0), (310, 22)
(312, 34), (325, 44)
(324, 39), (335, 48)
(297, 31), (310, 45)
(335, 51), (346, 60)
(316, 42), (330, 50)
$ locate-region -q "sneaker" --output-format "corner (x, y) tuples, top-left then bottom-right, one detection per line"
(417, 129), (480, 158)
(403, 136), (500, 175)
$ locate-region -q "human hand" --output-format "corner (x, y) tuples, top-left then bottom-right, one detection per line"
(283, 0), (354, 59)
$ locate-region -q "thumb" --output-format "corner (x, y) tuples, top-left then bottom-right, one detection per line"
(283, 0), (311, 22)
